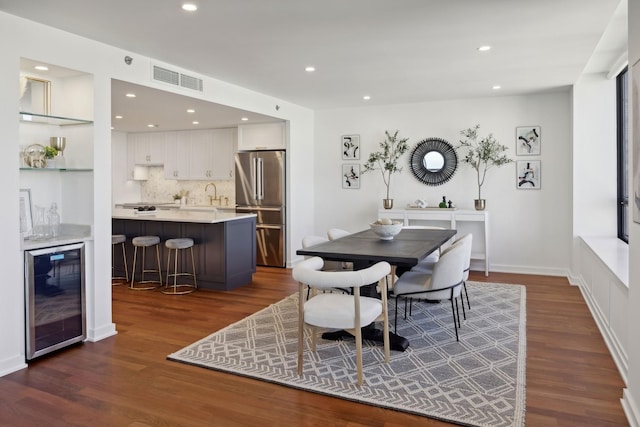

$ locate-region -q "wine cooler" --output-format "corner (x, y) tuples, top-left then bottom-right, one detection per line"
(24, 242), (86, 360)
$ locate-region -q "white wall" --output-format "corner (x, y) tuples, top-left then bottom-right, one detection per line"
(623, 0), (640, 424)
(309, 93), (572, 275)
(0, 12), (314, 376)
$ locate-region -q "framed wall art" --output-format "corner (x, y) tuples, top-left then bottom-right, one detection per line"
(516, 126), (541, 156)
(342, 164), (360, 189)
(516, 160), (541, 189)
(341, 135), (360, 160)
(19, 188), (33, 237)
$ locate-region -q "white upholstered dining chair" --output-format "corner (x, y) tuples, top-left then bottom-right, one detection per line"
(392, 239), (467, 341)
(411, 233), (473, 310)
(292, 257), (392, 386)
(327, 228), (351, 240)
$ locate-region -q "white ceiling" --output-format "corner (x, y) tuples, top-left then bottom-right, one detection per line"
(4, 0), (628, 132)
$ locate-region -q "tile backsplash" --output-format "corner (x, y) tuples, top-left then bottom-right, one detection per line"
(140, 167), (235, 207)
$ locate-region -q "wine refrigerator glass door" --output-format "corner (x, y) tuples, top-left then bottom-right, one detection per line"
(25, 242), (86, 360)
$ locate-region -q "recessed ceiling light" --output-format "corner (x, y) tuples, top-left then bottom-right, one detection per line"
(192, 121), (199, 125)
(34, 65), (48, 71)
(182, 3), (198, 12)
(478, 45), (491, 52)
(305, 66), (315, 72)
(241, 117), (249, 121)
(115, 115), (123, 119)
(363, 95), (371, 100)
(187, 109), (195, 113)
(125, 93), (136, 98)
(492, 85), (501, 90)
(147, 124), (157, 128)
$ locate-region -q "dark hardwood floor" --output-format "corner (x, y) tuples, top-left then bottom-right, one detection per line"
(0, 268), (628, 426)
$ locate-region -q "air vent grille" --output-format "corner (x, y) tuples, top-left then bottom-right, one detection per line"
(180, 74), (203, 91)
(152, 65), (203, 92)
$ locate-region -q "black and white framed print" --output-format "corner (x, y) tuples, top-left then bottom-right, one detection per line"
(516, 126), (541, 156)
(342, 164), (360, 189)
(516, 160), (541, 189)
(342, 135), (360, 160)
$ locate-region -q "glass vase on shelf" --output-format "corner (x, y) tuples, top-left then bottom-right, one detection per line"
(48, 203), (60, 237)
(32, 205), (50, 239)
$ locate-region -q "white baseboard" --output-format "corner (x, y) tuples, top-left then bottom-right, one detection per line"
(623, 388), (640, 427)
(86, 323), (118, 342)
(0, 355), (27, 377)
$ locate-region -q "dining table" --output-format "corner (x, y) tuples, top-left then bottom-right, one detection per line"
(296, 227), (457, 351)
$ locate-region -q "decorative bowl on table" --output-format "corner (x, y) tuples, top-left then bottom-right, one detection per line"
(370, 220), (403, 240)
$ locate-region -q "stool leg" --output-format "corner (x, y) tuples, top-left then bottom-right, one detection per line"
(190, 246), (197, 289)
(112, 241), (129, 285)
(130, 246), (138, 288)
(162, 246), (196, 295)
(131, 244), (161, 290)
(156, 244), (163, 287)
(122, 242), (129, 282)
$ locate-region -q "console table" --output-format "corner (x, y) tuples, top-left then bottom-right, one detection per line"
(378, 208), (489, 276)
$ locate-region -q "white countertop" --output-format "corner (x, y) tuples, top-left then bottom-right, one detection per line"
(112, 208), (255, 224)
(22, 224), (93, 251)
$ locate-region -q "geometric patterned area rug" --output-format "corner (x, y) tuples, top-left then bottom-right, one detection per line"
(168, 282), (526, 427)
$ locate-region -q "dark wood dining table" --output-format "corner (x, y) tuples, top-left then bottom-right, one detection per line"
(296, 227), (457, 351)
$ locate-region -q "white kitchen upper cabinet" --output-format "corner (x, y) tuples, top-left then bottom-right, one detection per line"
(189, 129), (215, 180)
(237, 122), (286, 151)
(164, 131), (190, 179)
(126, 137), (136, 180)
(210, 128), (236, 180)
(131, 132), (165, 165)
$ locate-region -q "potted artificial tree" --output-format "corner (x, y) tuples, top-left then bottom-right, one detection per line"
(362, 130), (409, 209)
(457, 125), (512, 210)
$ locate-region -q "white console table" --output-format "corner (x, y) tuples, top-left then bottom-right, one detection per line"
(378, 208), (489, 276)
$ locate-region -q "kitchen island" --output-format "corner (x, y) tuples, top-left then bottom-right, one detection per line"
(112, 208), (257, 291)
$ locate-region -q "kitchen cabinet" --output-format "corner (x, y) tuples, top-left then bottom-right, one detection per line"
(130, 132), (165, 165)
(237, 122), (286, 151)
(164, 131), (190, 179)
(209, 128), (235, 180)
(189, 129), (215, 180)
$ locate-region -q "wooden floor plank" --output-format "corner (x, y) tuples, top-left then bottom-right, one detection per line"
(0, 268), (628, 426)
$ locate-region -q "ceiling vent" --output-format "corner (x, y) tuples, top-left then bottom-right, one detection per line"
(152, 64), (203, 92)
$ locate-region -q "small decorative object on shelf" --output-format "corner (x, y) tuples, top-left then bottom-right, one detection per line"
(44, 146), (58, 168)
(362, 130), (410, 209)
(23, 144), (46, 168)
(457, 124), (512, 210)
(438, 196), (447, 208)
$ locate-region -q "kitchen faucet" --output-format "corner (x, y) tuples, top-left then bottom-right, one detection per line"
(205, 182), (218, 205)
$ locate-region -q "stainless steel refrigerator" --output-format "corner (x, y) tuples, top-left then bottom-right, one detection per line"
(235, 150), (286, 267)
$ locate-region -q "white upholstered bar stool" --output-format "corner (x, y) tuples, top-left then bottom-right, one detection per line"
(111, 234), (129, 285)
(163, 238), (197, 295)
(130, 235), (163, 290)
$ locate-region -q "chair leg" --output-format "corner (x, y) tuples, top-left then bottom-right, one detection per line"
(460, 293), (467, 321)
(394, 296), (399, 332)
(463, 281), (471, 310)
(450, 298), (459, 341)
(355, 322), (363, 386)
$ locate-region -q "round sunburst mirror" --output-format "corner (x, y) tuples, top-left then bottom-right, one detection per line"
(409, 137), (458, 186)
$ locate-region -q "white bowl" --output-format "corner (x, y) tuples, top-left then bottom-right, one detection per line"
(370, 221), (403, 240)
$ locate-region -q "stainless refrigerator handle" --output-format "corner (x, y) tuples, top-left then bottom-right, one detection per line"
(237, 206), (282, 212)
(256, 157), (264, 200)
(252, 157), (259, 200)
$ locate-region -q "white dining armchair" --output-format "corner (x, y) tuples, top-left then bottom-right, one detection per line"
(293, 257), (392, 386)
(411, 233), (473, 310)
(392, 240), (466, 341)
